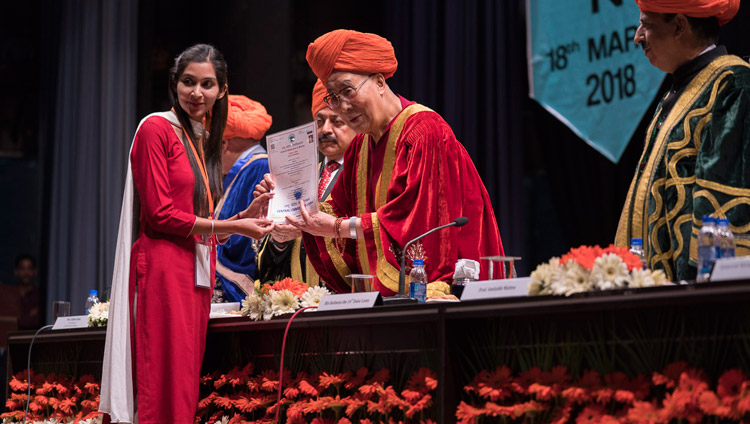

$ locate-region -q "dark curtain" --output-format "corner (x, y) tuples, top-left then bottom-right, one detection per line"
(45, 0), (138, 320)
(385, 0), (527, 272)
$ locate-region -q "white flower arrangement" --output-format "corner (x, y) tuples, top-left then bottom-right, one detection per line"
(241, 283), (332, 321)
(87, 301), (109, 327)
(300, 285), (331, 308)
(529, 245), (669, 297)
(270, 289), (300, 316)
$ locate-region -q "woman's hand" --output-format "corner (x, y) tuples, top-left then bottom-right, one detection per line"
(242, 192), (273, 219)
(270, 223), (302, 243)
(285, 200), (338, 238)
(252, 173), (276, 198)
(234, 218), (275, 239)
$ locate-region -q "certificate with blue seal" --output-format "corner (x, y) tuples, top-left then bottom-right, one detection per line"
(266, 121), (320, 223)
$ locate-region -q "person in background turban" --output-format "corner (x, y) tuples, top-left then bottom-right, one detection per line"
(212, 94), (273, 303)
(257, 29), (504, 295)
(616, 0), (750, 281)
(256, 79), (356, 286)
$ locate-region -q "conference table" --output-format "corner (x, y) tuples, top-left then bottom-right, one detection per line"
(6, 279), (750, 422)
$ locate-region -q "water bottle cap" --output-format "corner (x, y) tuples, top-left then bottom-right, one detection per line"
(89, 289), (98, 296)
(702, 215), (715, 224)
(630, 238), (643, 246)
(412, 259), (424, 266)
(717, 218), (729, 226)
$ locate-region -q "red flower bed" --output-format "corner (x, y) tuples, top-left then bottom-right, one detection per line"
(2, 370), (102, 423)
(456, 362), (750, 423)
(195, 365), (438, 423)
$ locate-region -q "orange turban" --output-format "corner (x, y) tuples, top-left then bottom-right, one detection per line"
(306, 29), (398, 83)
(635, 0), (739, 26)
(223, 95), (273, 140)
(311, 79), (329, 119)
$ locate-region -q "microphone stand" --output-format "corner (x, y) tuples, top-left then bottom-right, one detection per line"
(383, 217), (468, 305)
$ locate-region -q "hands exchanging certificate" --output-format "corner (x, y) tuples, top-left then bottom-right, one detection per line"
(266, 121), (320, 223)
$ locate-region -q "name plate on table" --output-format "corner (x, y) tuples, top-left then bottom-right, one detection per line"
(52, 315), (89, 330)
(460, 278), (531, 301)
(711, 257), (750, 282)
(317, 292), (381, 312)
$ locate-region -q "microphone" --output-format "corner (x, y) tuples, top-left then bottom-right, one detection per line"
(393, 217), (469, 300)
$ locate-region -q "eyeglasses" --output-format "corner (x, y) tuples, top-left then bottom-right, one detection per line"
(324, 74), (375, 108)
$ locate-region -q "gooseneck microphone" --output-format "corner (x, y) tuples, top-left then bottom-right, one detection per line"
(394, 217), (469, 299)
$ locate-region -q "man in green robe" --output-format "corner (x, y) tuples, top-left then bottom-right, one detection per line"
(616, 0), (750, 281)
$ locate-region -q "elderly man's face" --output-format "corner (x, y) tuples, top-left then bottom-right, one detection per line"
(316, 107), (356, 161)
(634, 11), (684, 73)
(326, 72), (379, 136)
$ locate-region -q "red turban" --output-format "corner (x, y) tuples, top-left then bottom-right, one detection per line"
(635, 0), (740, 26)
(223, 95), (273, 140)
(311, 79), (328, 119)
(306, 29), (398, 83)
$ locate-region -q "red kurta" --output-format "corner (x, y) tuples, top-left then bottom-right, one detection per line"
(303, 97), (504, 295)
(129, 116), (213, 423)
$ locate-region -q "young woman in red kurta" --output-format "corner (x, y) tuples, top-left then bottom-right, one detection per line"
(101, 44), (273, 424)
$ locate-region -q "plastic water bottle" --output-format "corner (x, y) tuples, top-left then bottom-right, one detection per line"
(715, 218), (736, 259)
(85, 290), (99, 314)
(408, 259), (428, 303)
(697, 216), (717, 282)
(629, 238), (648, 269)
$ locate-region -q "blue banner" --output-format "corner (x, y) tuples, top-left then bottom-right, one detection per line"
(527, 0), (664, 163)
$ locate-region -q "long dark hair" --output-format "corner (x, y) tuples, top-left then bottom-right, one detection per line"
(168, 44), (228, 217)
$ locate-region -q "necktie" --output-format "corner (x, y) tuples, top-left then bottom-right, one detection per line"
(318, 161), (340, 200)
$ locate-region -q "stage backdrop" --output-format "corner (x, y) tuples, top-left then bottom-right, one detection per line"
(526, 0), (664, 162)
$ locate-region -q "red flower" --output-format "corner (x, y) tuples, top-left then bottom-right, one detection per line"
(516, 367), (544, 395)
(319, 372), (348, 390)
(717, 368), (747, 400)
(345, 367), (369, 390)
(626, 400), (665, 424)
(8, 375), (29, 393)
(653, 361), (690, 388)
(736, 381), (750, 414)
(560, 245), (602, 270)
(299, 378), (320, 397)
(510, 400), (546, 418)
(367, 368), (391, 385)
(473, 366), (515, 401)
(698, 390), (732, 418)
(344, 393), (368, 416)
(262, 277), (308, 297)
(603, 244), (643, 270)
(402, 369), (438, 403)
(404, 393), (432, 418)
(550, 404), (573, 424)
(528, 383), (555, 401)
(576, 404), (607, 423)
(483, 402), (514, 417)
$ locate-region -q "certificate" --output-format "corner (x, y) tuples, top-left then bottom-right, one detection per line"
(266, 121), (320, 223)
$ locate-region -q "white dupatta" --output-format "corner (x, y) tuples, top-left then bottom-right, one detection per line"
(99, 111), (182, 423)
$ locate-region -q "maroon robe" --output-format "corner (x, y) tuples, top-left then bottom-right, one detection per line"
(129, 116), (213, 423)
(303, 97), (504, 295)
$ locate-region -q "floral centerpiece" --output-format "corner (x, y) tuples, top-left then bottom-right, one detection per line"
(529, 244), (669, 297)
(241, 278), (332, 321)
(87, 301), (109, 327)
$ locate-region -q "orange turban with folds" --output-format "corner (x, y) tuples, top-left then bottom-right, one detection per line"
(306, 29), (398, 83)
(635, 0), (740, 26)
(311, 79), (328, 119)
(223, 95), (273, 140)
